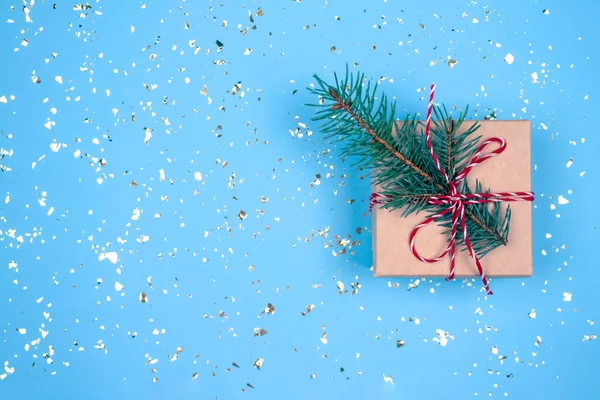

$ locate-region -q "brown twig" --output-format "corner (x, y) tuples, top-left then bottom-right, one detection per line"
(447, 120), (454, 178)
(329, 87), (433, 182)
(329, 87), (507, 246)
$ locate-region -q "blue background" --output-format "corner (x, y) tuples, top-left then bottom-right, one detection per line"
(1, 0), (598, 399)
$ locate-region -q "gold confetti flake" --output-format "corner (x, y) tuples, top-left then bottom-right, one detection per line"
(73, 3), (93, 11)
(253, 328), (268, 336)
(301, 304), (315, 316)
(320, 332), (328, 345)
(433, 329), (454, 346)
(260, 303), (275, 315)
(253, 358), (264, 370)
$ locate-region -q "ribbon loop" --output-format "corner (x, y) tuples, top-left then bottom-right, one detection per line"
(408, 207), (455, 263)
(454, 137), (506, 183)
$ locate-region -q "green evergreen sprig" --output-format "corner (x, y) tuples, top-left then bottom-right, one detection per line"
(306, 66), (511, 258)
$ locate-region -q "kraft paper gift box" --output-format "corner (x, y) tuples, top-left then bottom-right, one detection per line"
(372, 120), (533, 277)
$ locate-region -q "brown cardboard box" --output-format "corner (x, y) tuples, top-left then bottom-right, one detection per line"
(372, 120), (532, 277)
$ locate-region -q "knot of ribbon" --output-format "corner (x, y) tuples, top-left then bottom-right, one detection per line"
(370, 84), (534, 294)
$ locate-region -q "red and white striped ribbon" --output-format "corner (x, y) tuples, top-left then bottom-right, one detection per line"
(370, 84), (534, 295)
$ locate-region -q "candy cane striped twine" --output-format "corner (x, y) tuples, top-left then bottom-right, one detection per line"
(370, 84), (534, 295)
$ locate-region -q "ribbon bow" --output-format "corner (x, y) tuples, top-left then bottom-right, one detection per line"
(370, 84), (534, 294)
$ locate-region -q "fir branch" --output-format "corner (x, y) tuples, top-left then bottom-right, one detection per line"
(429, 105), (482, 179)
(327, 86), (433, 183)
(307, 66), (511, 254)
(465, 207), (508, 247)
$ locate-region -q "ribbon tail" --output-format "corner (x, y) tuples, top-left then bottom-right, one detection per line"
(445, 205), (460, 281)
(459, 205), (493, 295)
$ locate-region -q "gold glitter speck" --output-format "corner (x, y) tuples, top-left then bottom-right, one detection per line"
(253, 358), (264, 370)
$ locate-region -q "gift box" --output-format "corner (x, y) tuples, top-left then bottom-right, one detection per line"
(372, 120), (533, 278)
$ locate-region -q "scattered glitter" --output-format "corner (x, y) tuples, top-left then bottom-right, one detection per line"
(504, 53), (515, 64)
